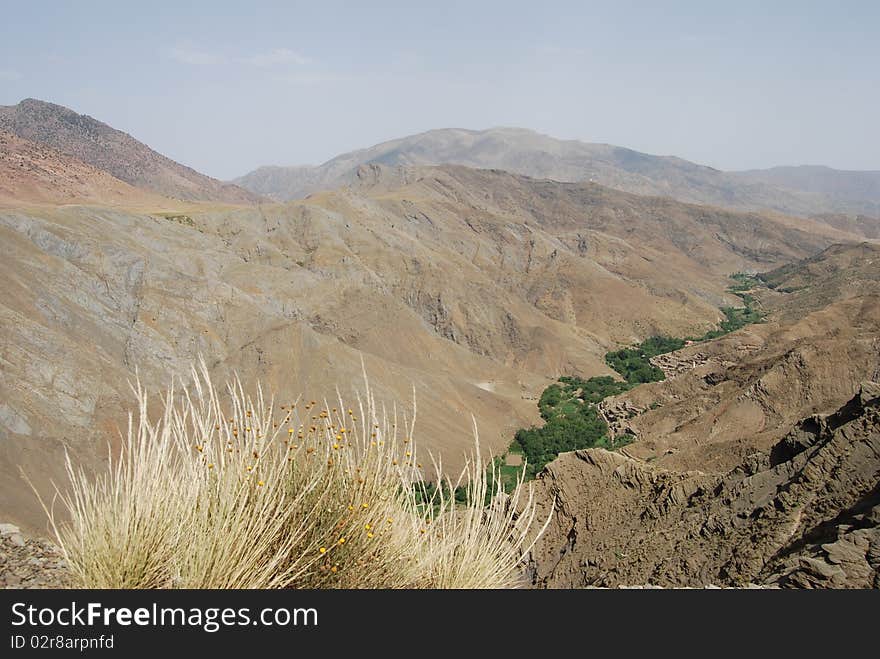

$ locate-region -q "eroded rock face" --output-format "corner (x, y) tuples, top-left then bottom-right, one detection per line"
(526, 383), (880, 588)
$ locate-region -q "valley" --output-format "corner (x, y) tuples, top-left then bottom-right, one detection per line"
(0, 97), (878, 589)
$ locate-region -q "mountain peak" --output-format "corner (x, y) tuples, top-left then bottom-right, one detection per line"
(0, 98), (261, 204)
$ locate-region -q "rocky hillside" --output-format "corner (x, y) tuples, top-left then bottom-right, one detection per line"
(522, 243), (880, 588)
(235, 127), (880, 224)
(0, 99), (261, 204)
(0, 164), (851, 532)
(527, 382), (880, 588)
(0, 130), (169, 207)
(758, 241), (880, 317)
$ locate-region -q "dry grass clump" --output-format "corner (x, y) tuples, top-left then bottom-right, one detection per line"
(43, 362), (546, 588)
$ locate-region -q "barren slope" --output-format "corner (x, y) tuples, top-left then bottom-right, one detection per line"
(0, 165), (858, 532)
(0, 130), (171, 207)
(527, 383), (880, 588)
(236, 127), (880, 222)
(0, 99), (261, 204)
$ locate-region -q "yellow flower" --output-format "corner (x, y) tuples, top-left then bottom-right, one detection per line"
(338, 537), (346, 545)
(257, 480), (265, 487)
(367, 532), (374, 539)
(330, 566), (338, 573)
(362, 503), (369, 509)
(207, 463), (214, 469)
(364, 524), (372, 530)
(319, 547), (326, 554)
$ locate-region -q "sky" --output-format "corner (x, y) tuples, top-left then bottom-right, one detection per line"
(1, 0), (878, 180)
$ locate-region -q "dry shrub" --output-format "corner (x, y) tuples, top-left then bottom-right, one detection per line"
(43, 362), (547, 589)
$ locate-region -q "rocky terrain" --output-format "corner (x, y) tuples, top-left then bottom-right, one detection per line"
(524, 243), (880, 588)
(2, 101), (879, 589)
(0, 130), (171, 207)
(0, 99), (261, 204)
(758, 242), (880, 319)
(527, 382), (880, 588)
(3, 162), (854, 532)
(0, 523), (70, 588)
(594, 243), (880, 473)
(235, 127), (880, 225)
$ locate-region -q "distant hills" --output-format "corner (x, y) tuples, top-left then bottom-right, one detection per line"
(736, 165), (880, 207)
(235, 126), (880, 221)
(0, 98), (261, 204)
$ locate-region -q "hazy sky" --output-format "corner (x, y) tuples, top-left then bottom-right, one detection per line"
(1, 1), (878, 179)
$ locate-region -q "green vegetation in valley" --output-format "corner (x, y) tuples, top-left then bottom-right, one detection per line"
(605, 273), (765, 384)
(497, 273), (767, 489)
(605, 336), (685, 384)
(511, 375), (633, 481)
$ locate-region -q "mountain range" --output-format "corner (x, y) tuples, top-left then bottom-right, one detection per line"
(0, 98), (878, 588)
(235, 126), (880, 222)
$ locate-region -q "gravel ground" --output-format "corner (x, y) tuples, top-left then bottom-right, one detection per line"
(0, 523), (72, 589)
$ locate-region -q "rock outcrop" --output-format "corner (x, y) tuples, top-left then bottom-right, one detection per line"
(526, 383), (880, 588)
(0, 523), (70, 589)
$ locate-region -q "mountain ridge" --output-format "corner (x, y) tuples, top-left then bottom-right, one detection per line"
(235, 126), (880, 223)
(0, 98), (262, 204)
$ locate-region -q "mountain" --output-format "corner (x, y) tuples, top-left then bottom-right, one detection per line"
(0, 99), (262, 204)
(234, 127), (880, 223)
(0, 130), (174, 207)
(0, 164), (853, 532)
(736, 165), (880, 210)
